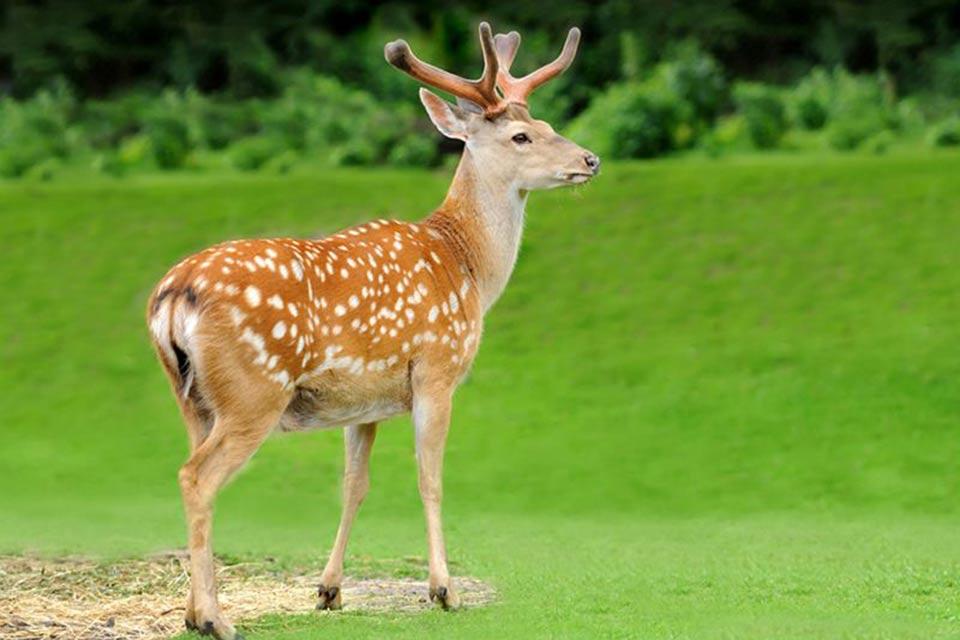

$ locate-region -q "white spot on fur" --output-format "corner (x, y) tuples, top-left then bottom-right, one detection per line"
(244, 285), (262, 307)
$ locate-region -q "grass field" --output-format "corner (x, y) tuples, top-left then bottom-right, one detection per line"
(2, 152), (960, 639)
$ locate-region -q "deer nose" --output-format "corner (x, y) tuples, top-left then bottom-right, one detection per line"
(584, 153), (601, 173)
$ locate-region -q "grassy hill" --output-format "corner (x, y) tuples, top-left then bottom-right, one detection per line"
(2, 152), (960, 638)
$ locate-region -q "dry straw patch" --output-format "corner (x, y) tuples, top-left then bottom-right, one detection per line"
(0, 553), (496, 639)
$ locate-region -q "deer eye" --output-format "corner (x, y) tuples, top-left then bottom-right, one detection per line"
(511, 133), (531, 144)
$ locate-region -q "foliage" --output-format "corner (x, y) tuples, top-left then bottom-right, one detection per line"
(387, 133), (438, 167)
(566, 78), (693, 159)
(145, 115), (191, 170)
(927, 118), (960, 147)
(788, 68), (832, 130)
(862, 129), (896, 155)
(824, 69), (895, 151)
(733, 83), (787, 149)
(657, 40), (727, 126)
(922, 43), (960, 98)
(0, 16), (957, 179)
(0, 82), (76, 176)
(229, 135), (288, 171)
(0, 137), (51, 178)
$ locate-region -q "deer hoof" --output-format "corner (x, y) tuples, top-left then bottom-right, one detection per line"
(316, 584), (342, 610)
(189, 616), (240, 640)
(429, 584), (461, 610)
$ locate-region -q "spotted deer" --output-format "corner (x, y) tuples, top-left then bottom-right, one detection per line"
(147, 22), (599, 639)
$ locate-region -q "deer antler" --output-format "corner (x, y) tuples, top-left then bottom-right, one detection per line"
(494, 28), (581, 107)
(385, 22), (503, 114)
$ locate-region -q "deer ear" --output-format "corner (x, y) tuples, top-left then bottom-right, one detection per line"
(419, 88), (471, 141)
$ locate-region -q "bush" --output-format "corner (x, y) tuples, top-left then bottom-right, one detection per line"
(263, 150), (299, 174)
(788, 68), (832, 130)
(733, 83), (787, 149)
(824, 70), (894, 151)
(229, 135), (286, 171)
(193, 100), (259, 151)
(863, 130), (895, 155)
(0, 83), (76, 176)
(826, 112), (888, 151)
(117, 134), (152, 168)
(146, 114), (191, 169)
(566, 79), (693, 159)
(24, 158), (61, 181)
(260, 99), (310, 151)
(927, 118), (960, 147)
(79, 95), (147, 149)
(658, 41), (727, 125)
(0, 138), (51, 178)
(92, 151), (132, 177)
(387, 133), (437, 167)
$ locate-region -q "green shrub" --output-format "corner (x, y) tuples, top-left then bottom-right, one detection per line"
(194, 101), (259, 151)
(91, 152), (122, 177)
(733, 83), (787, 149)
(0, 137), (51, 178)
(566, 79), (693, 159)
(788, 67), (897, 149)
(0, 84), (76, 177)
(24, 158), (60, 181)
(117, 134), (152, 168)
(229, 135), (286, 171)
(260, 99), (310, 151)
(863, 130), (896, 155)
(788, 68), (831, 130)
(827, 112), (888, 151)
(387, 133), (437, 167)
(927, 118), (960, 147)
(263, 150), (299, 174)
(79, 96), (146, 149)
(824, 70), (894, 150)
(658, 41), (727, 125)
(146, 114), (191, 169)
(331, 137), (379, 166)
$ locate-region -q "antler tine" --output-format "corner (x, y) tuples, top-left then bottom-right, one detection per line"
(385, 21), (502, 112)
(493, 31), (521, 73)
(498, 27), (581, 106)
(475, 22), (500, 104)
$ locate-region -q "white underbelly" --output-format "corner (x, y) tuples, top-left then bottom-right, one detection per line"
(278, 394), (407, 431)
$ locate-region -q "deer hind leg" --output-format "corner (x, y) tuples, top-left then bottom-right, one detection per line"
(179, 404), (285, 639)
(174, 398), (213, 625)
(317, 422), (378, 610)
(411, 382), (460, 609)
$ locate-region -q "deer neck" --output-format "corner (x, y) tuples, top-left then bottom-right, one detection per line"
(425, 150), (527, 312)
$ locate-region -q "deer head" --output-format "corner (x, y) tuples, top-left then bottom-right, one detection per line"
(385, 22), (600, 191)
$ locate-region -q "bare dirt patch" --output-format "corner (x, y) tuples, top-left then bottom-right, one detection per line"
(0, 553), (496, 639)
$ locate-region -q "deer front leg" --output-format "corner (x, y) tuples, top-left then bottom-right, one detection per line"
(412, 384), (461, 609)
(317, 422), (378, 610)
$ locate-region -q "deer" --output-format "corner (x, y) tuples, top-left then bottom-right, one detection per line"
(146, 22), (599, 639)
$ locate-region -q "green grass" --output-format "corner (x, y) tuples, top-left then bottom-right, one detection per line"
(2, 151), (960, 638)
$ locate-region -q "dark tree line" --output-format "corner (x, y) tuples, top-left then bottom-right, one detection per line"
(1, 0), (958, 100)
